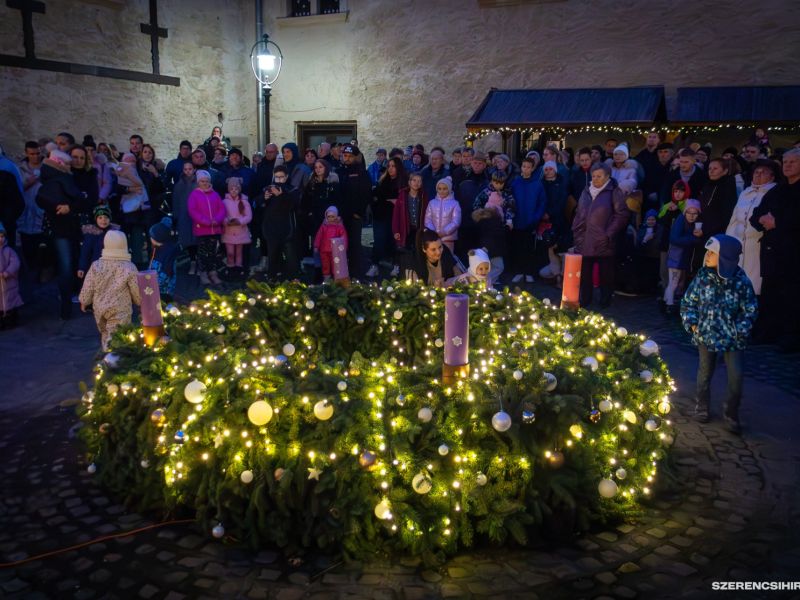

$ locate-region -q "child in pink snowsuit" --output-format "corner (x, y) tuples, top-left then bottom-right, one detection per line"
(313, 206), (347, 281)
(221, 177), (252, 270)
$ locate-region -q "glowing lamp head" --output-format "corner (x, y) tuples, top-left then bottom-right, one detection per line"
(257, 52), (276, 72)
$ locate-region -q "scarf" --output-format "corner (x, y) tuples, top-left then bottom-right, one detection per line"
(588, 179), (610, 200)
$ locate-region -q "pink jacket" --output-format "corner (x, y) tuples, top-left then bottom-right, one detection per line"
(424, 196), (461, 243)
(0, 244), (23, 314)
(221, 193), (252, 244)
(314, 219), (348, 253)
(188, 188), (226, 236)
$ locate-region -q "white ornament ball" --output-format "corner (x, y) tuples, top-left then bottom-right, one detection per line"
(639, 339), (659, 357)
(247, 297), (257, 306)
(120, 382), (132, 393)
(313, 400), (334, 421)
(106, 383), (119, 395)
(87, 463), (97, 474)
(212, 523), (225, 538)
(640, 370), (654, 383)
(543, 372), (558, 392)
(645, 418), (659, 432)
(657, 399), (672, 415)
(412, 472), (432, 494)
(662, 434), (675, 446)
(582, 356), (599, 372)
(438, 443), (450, 456)
(492, 411), (512, 432)
(386, 286), (394, 293)
(598, 399), (613, 412)
(374, 500), (392, 520)
(216, 324), (226, 334)
(240, 470), (254, 484)
(418, 407), (433, 423)
(247, 400), (274, 426)
(434, 338), (444, 348)
(103, 353), (120, 368)
(615, 468), (628, 480)
(476, 473), (488, 486)
(356, 315), (365, 325)
(513, 369), (524, 381)
(167, 304), (180, 316)
(337, 381), (347, 391)
(305, 299), (315, 309)
(623, 409), (638, 424)
(140, 459), (149, 468)
(393, 310), (403, 320)
(282, 343), (296, 356)
(616, 327), (628, 337)
(598, 478), (618, 498)
(542, 297), (551, 306)
(184, 379), (207, 404)
(563, 332), (574, 343)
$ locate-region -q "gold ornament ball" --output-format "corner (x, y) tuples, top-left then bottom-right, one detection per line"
(374, 500), (392, 520)
(337, 307), (347, 317)
(313, 400), (334, 421)
(598, 478), (618, 498)
(549, 451), (565, 468)
(412, 472), (433, 494)
(248, 400), (274, 426)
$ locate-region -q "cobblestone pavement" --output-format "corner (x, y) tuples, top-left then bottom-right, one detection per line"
(1, 266), (799, 600)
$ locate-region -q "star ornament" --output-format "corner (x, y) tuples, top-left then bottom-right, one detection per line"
(308, 467), (322, 480)
(451, 336), (463, 347)
(213, 433), (224, 448)
(144, 286), (154, 296)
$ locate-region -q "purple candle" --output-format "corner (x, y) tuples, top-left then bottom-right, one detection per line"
(444, 293), (469, 366)
(137, 270), (164, 327)
(331, 237), (349, 281)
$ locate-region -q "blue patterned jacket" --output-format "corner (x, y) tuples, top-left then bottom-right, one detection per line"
(680, 266), (758, 351)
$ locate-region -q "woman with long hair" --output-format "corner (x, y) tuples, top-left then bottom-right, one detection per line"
(367, 156), (407, 278)
(302, 159), (341, 254)
(69, 145), (99, 223)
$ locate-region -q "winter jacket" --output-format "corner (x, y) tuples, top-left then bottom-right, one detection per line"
(749, 180), (800, 280)
(222, 165), (255, 195)
(303, 178), (341, 233)
(473, 187), (515, 224)
(36, 161), (89, 239)
(392, 187), (428, 249)
(250, 158), (277, 199)
(367, 159), (387, 186)
(472, 208), (507, 258)
(373, 175), (401, 222)
(698, 175), (738, 240)
(604, 158), (639, 195)
(72, 168), (99, 209)
(420, 164), (450, 200)
(281, 143), (312, 191)
(338, 162), (372, 221)
(16, 159), (43, 235)
(79, 257), (141, 319)
(165, 155), (189, 188)
(0, 243), (22, 313)
(635, 223), (663, 259)
(456, 170), (489, 229)
(314, 218), (347, 254)
(151, 240), (178, 298)
(93, 156), (114, 202)
(659, 167), (707, 207)
(262, 182), (301, 243)
(221, 194), (253, 244)
(568, 165), (592, 200)
(172, 175), (198, 249)
(726, 182), (776, 295)
(78, 223), (120, 273)
(666, 215), (704, 270)
(411, 244), (460, 286)
(510, 175), (547, 230)
(187, 188), (226, 237)
(1, 171), (25, 238)
(572, 178), (628, 258)
(541, 175), (569, 236)
(425, 196), (462, 244)
(681, 266), (758, 351)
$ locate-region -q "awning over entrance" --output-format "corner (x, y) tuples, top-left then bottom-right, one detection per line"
(672, 86), (800, 125)
(466, 86), (667, 129)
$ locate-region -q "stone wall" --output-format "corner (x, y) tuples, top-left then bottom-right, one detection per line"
(0, 0), (258, 158)
(263, 0), (799, 155)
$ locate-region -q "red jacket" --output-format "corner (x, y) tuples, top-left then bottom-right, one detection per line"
(392, 187), (429, 248)
(314, 219), (347, 253)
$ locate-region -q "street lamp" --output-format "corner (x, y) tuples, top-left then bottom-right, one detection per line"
(250, 33), (283, 147)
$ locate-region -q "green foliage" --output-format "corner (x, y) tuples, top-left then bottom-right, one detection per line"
(78, 280), (674, 565)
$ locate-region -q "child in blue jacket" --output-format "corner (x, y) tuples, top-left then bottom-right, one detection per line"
(663, 199), (704, 315)
(680, 234), (758, 434)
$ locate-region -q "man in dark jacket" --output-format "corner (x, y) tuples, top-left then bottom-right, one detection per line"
(749, 148), (800, 351)
(638, 138), (673, 210)
(420, 150), (450, 199)
(222, 148), (254, 193)
(337, 145), (372, 277)
(659, 148), (707, 207)
(569, 147), (594, 200)
(249, 143), (279, 272)
(261, 165), (300, 280)
(165, 141), (192, 189)
(455, 151), (489, 260)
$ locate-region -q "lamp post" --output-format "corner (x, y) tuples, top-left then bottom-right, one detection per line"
(250, 33), (283, 149)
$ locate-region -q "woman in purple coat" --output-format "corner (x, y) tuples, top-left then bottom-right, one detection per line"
(571, 162), (629, 308)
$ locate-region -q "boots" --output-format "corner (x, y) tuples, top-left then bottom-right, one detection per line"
(198, 271), (211, 285)
(252, 256), (268, 273)
(209, 271), (222, 285)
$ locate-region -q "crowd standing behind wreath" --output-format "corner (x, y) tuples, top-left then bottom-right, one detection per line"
(0, 127), (798, 359)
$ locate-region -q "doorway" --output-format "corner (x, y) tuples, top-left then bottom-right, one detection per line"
(296, 121), (357, 152)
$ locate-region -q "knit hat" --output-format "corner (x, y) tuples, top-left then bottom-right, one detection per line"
(543, 160), (558, 171)
(496, 153), (510, 164)
(47, 149), (72, 168)
(325, 205), (339, 218)
(196, 169), (211, 182)
(705, 235), (741, 279)
(613, 144), (629, 159)
(149, 217), (173, 244)
(375, 148), (387, 156)
(93, 204), (112, 219)
(684, 199), (701, 213)
(468, 248), (490, 276)
(526, 150), (541, 161)
(436, 176), (453, 195)
(101, 230), (131, 261)
(472, 151), (487, 161)
(121, 152), (137, 163)
(656, 142), (673, 151)
(723, 146), (739, 157)
(645, 209), (658, 220)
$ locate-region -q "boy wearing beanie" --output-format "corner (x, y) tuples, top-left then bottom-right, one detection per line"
(681, 234), (757, 434)
(79, 230), (141, 351)
(149, 216), (178, 300)
(78, 205), (119, 279)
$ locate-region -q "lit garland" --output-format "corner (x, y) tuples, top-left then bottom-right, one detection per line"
(464, 123), (800, 142)
(79, 280), (675, 564)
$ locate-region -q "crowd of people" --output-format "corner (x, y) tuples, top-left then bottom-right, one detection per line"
(0, 127), (798, 359)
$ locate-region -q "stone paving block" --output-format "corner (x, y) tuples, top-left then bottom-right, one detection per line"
(89, 568), (113, 584)
(275, 589), (309, 600)
(193, 578), (216, 589)
(202, 561), (226, 576)
(138, 584), (160, 599)
(177, 556), (207, 568)
(440, 583), (468, 598)
(654, 544), (680, 557)
(576, 556), (604, 571)
(572, 577), (594, 590)
(617, 562), (641, 574)
(447, 566), (469, 578)
(163, 571), (189, 584)
(646, 528), (666, 539)
(596, 531), (618, 543)
(685, 526), (703, 537)
(595, 571), (617, 585)
(612, 585), (638, 598)
(666, 562), (698, 576)
(259, 568), (283, 581)
(671, 535), (693, 547)
(176, 534), (204, 549)
(420, 570), (442, 583)
(1, 578), (29, 593)
(288, 572), (310, 585)
(402, 587), (434, 600)
(164, 592), (187, 600)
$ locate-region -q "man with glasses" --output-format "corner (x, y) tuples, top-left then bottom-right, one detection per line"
(261, 165), (300, 280)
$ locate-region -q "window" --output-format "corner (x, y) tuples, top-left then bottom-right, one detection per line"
(286, 0), (346, 17)
(320, 0), (340, 14)
(296, 122), (357, 153)
(291, 0), (312, 17)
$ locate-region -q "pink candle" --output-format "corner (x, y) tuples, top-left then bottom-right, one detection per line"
(444, 293), (469, 366)
(137, 270), (164, 327)
(561, 253), (582, 309)
(331, 237), (349, 281)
